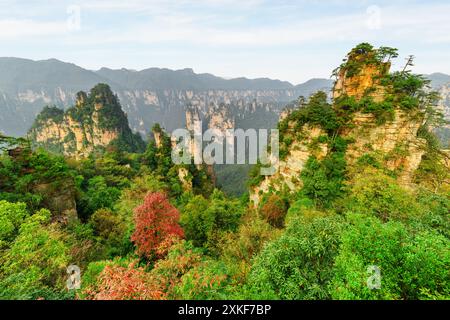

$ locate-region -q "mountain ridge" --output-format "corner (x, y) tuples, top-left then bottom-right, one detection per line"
(0, 57), (448, 138)
(0, 57), (334, 137)
(1, 57), (448, 90)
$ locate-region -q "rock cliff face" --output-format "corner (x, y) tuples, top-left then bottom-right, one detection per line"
(250, 45), (436, 206)
(0, 58), (335, 137)
(343, 110), (425, 184)
(177, 167), (193, 191)
(32, 180), (78, 224)
(2, 147), (79, 222)
(0, 87), (311, 137)
(333, 62), (389, 102)
(118, 88), (291, 137)
(28, 84), (145, 158)
(250, 124), (327, 206)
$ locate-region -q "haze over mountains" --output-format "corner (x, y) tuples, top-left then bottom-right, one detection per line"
(0, 57), (449, 138)
(0, 57), (332, 137)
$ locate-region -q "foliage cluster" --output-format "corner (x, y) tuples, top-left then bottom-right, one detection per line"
(0, 43), (448, 301)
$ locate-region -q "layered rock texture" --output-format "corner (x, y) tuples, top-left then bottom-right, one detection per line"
(28, 84), (145, 158)
(343, 110), (425, 184)
(250, 44), (446, 206)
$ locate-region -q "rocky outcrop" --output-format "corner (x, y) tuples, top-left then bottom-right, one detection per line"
(32, 115), (120, 158)
(4, 146), (78, 222)
(437, 84), (450, 131)
(29, 84), (144, 158)
(343, 110), (426, 184)
(333, 62), (388, 102)
(33, 181), (78, 224)
(206, 105), (235, 132)
(250, 125), (327, 206)
(178, 167), (193, 191)
(250, 45), (434, 206)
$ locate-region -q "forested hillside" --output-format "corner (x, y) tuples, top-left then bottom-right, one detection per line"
(0, 44), (448, 300)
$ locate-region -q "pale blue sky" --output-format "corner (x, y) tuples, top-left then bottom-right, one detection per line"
(0, 0), (449, 83)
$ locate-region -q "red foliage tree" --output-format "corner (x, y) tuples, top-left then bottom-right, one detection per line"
(131, 192), (184, 259)
(93, 263), (165, 300)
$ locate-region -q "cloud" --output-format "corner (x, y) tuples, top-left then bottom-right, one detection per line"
(1, 1), (449, 46)
(57, 2), (450, 48)
(0, 0), (448, 83)
(0, 19), (67, 38)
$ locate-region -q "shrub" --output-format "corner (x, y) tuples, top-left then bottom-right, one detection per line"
(246, 214), (344, 299)
(259, 194), (288, 228)
(150, 240), (204, 298)
(0, 201), (29, 246)
(90, 209), (125, 241)
(91, 262), (164, 300)
(347, 168), (423, 222)
(173, 260), (230, 300)
(0, 209), (72, 299)
(220, 217), (279, 283)
(329, 213), (450, 299)
(180, 190), (243, 251)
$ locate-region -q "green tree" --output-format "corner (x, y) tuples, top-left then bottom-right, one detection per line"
(300, 151), (346, 208)
(246, 214), (344, 299)
(180, 190), (243, 251)
(330, 213), (450, 300)
(0, 201), (29, 246)
(78, 176), (121, 219)
(347, 168), (423, 222)
(0, 209), (72, 299)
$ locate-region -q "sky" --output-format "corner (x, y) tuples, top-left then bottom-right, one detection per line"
(0, 0), (449, 84)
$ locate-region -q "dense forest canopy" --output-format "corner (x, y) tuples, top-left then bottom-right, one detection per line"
(0, 43), (448, 300)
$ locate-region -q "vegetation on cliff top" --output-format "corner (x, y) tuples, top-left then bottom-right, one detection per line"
(29, 84), (145, 155)
(0, 43), (448, 300)
(280, 43), (441, 142)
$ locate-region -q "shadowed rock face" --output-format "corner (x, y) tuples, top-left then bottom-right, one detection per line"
(3, 147), (79, 222)
(437, 84), (450, 129)
(32, 181), (78, 224)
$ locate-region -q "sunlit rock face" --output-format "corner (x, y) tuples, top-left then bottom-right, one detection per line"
(333, 62), (389, 102)
(250, 124), (327, 207)
(29, 84), (144, 159)
(343, 110), (426, 184)
(250, 48), (436, 206)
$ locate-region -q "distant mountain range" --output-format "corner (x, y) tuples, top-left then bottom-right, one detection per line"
(427, 72), (450, 89)
(0, 57), (449, 138)
(0, 57), (335, 137)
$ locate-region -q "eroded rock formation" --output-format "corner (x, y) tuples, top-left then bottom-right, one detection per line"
(250, 45), (437, 206)
(29, 84), (144, 158)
